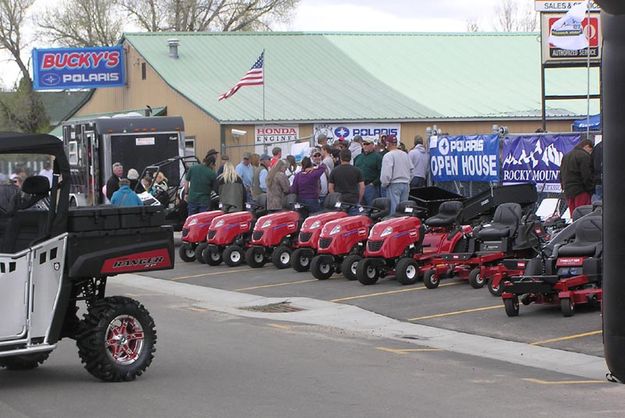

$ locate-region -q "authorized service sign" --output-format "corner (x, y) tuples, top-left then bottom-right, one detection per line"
(32, 46), (126, 90)
(541, 12), (601, 63)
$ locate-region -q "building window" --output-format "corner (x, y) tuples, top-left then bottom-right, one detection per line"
(141, 62), (146, 80)
(184, 137), (196, 156)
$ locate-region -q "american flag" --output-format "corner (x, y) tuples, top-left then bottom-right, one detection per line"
(218, 51), (264, 101)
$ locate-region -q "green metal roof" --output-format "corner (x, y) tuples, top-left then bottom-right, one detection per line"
(124, 32), (600, 123)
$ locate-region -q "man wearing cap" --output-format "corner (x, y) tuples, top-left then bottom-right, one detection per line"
(236, 153), (254, 202)
(105, 162), (124, 201)
(354, 138), (383, 206)
(316, 133), (328, 147)
(349, 135), (363, 162)
(185, 151), (217, 215)
(380, 134), (413, 215)
(111, 178), (143, 207)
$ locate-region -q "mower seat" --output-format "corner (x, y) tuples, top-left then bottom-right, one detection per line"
(370, 198), (390, 221)
(558, 216), (602, 257)
(572, 205), (593, 222)
(425, 201), (463, 227)
(322, 193), (342, 211)
(394, 201), (425, 217)
(476, 203), (522, 241)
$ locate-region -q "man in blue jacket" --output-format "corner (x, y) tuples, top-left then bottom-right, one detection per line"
(111, 178), (143, 207)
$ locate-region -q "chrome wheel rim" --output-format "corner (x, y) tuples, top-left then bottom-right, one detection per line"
(105, 315), (145, 366)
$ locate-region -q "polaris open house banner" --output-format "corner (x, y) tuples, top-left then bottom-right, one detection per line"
(429, 135), (499, 182)
(32, 46), (126, 90)
(313, 123), (400, 143)
(502, 134), (580, 193)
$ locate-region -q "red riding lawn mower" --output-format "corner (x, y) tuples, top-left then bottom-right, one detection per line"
(179, 210), (224, 262)
(501, 207), (602, 317)
(309, 198), (390, 280)
(422, 202), (543, 294)
(290, 193), (350, 272)
(201, 195), (267, 267)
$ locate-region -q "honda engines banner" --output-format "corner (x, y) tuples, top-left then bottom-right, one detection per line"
(313, 123), (400, 143)
(32, 46), (126, 90)
(255, 125), (299, 155)
(429, 135), (499, 182)
(502, 134), (581, 193)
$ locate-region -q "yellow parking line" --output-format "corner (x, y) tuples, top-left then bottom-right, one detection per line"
(408, 304), (503, 321)
(236, 279), (317, 291)
(268, 323), (292, 330)
(376, 347), (442, 355)
(331, 281), (462, 303)
(523, 378), (605, 385)
(530, 330), (603, 346)
(171, 268), (249, 281)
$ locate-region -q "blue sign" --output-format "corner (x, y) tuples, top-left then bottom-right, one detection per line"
(502, 134), (580, 193)
(32, 46), (126, 90)
(429, 135), (499, 182)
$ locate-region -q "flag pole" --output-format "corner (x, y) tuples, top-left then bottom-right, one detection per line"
(585, 4), (591, 139)
(262, 49), (267, 154)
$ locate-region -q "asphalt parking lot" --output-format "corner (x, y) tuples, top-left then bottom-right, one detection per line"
(140, 246), (604, 357)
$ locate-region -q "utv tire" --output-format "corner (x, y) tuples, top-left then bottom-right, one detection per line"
(0, 352), (50, 370)
(341, 255), (362, 281)
(77, 296), (156, 382)
(179, 243), (196, 262)
(396, 258), (420, 285)
(357, 259), (379, 285)
(423, 269), (440, 289)
(271, 246), (292, 269)
(292, 248), (313, 272)
(203, 246), (223, 266)
(311, 255), (334, 280)
(245, 247), (267, 268)
(560, 298), (575, 317)
(468, 268), (485, 289)
(504, 296), (520, 317)
(195, 243), (208, 264)
(223, 245), (245, 267)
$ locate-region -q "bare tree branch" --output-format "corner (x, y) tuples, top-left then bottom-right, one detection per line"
(466, 18), (480, 33)
(0, 0), (34, 83)
(494, 0), (538, 32)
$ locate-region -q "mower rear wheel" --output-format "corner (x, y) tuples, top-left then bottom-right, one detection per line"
(195, 243), (208, 264)
(396, 258), (420, 285)
(0, 352), (51, 370)
(342, 255), (362, 281)
(245, 247), (266, 268)
(469, 268), (485, 289)
(223, 245), (245, 267)
(504, 296), (520, 317)
(487, 278), (504, 296)
(357, 259), (379, 285)
(423, 269), (439, 289)
(203, 246), (223, 266)
(292, 248), (313, 272)
(560, 298), (575, 317)
(272, 246), (292, 269)
(178, 243), (196, 262)
(311, 255), (334, 280)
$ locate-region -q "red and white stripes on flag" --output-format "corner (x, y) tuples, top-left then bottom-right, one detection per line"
(218, 51), (264, 101)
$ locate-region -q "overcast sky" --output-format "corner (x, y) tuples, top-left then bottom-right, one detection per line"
(0, 0), (511, 89)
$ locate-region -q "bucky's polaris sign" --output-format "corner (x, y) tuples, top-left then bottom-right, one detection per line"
(32, 46), (126, 90)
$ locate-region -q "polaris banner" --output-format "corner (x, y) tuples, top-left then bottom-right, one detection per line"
(429, 135), (499, 182)
(313, 123), (400, 143)
(32, 46), (126, 90)
(502, 134), (581, 193)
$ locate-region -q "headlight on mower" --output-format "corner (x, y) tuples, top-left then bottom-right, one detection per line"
(380, 226), (393, 238)
(214, 219), (225, 228)
(188, 218), (199, 226)
(310, 220), (321, 229)
(329, 225), (341, 235)
(261, 220), (272, 229)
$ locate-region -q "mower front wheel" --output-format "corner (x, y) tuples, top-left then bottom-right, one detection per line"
(342, 255), (362, 281)
(311, 255), (334, 280)
(560, 298), (575, 317)
(178, 243), (196, 262)
(469, 268), (485, 289)
(487, 278), (504, 296)
(223, 245), (245, 267)
(423, 269), (440, 289)
(504, 296), (520, 317)
(245, 247), (267, 268)
(195, 243), (208, 264)
(271, 245), (292, 269)
(202, 246), (223, 266)
(396, 258), (420, 285)
(357, 259), (379, 285)
(292, 248), (313, 272)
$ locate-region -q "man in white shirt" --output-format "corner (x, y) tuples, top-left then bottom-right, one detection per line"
(380, 134), (413, 215)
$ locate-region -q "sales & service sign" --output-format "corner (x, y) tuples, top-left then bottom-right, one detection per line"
(32, 46), (126, 90)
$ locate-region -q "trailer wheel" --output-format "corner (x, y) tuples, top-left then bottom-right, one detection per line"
(504, 296), (520, 317)
(560, 298), (575, 317)
(77, 296), (156, 382)
(311, 255), (334, 280)
(487, 278), (504, 296)
(469, 268), (485, 289)
(178, 243), (196, 262)
(245, 247), (266, 268)
(223, 245), (244, 267)
(202, 246), (223, 266)
(195, 243), (208, 264)
(357, 259), (379, 285)
(423, 269), (439, 289)
(0, 352), (51, 370)
(342, 255), (362, 281)
(396, 258), (420, 285)
(292, 248), (313, 272)
(271, 246), (292, 269)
